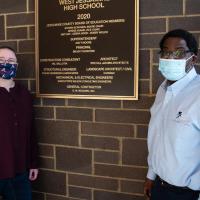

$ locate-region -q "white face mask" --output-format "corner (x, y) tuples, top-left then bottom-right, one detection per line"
(158, 56), (193, 81)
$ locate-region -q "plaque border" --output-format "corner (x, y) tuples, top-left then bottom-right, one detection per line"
(35, 0), (139, 100)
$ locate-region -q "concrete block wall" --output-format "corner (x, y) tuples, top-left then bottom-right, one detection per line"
(0, 0), (199, 199)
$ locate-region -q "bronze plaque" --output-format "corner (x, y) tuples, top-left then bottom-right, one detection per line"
(35, 0), (139, 100)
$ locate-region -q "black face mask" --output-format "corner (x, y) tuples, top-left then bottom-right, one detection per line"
(0, 63), (17, 79)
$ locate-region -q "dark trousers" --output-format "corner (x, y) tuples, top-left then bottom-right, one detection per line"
(150, 177), (199, 200)
(0, 172), (32, 200)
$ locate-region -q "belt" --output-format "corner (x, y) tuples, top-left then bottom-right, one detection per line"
(157, 176), (190, 190)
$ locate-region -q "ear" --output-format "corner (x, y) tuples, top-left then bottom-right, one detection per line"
(192, 55), (198, 64)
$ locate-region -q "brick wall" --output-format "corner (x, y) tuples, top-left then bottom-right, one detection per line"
(0, 0), (199, 200)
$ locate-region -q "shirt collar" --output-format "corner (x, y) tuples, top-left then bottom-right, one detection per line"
(161, 67), (197, 96)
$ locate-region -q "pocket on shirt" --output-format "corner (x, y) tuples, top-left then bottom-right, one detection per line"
(172, 115), (199, 153)
(174, 115), (191, 126)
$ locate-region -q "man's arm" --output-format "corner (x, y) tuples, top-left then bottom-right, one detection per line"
(144, 178), (154, 199)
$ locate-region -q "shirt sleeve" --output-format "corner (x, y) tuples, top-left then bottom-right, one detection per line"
(146, 122), (157, 181)
(146, 113), (157, 181)
(147, 167), (156, 180)
(146, 89), (161, 181)
(147, 134), (157, 181)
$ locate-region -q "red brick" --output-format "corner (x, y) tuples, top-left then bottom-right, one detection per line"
(95, 164), (147, 180)
(137, 125), (149, 138)
(7, 13), (34, 26)
(140, 19), (166, 33)
(122, 139), (148, 166)
(19, 40), (35, 52)
(68, 174), (118, 190)
(32, 170), (66, 195)
(17, 54), (35, 78)
(69, 186), (91, 200)
(186, 0), (200, 14)
(38, 157), (54, 169)
(153, 49), (160, 63)
(35, 119), (79, 146)
(68, 99), (121, 108)
(29, 0), (35, 11)
(94, 151), (119, 164)
(43, 98), (65, 106)
(0, 16), (5, 40)
(56, 147), (92, 174)
(81, 136), (119, 150)
(123, 96), (154, 109)
(7, 27), (27, 39)
(95, 109), (150, 124)
(46, 195), (70, 200)
(0, 0), (26, 13)
(34, 106), (54, 119)
(140, 34), (163, 49)
(152, 64), (164, 94)
(140, 0), (182, 17)
(81, 122), (134, 137)
(38, 144), (54, 157)
(0, 41), (17, 50)
(56, 107), (93, 121)
(169, 17), (200, 31)
(139, 80), (150, 95)
(94, 190), (145, 200)
(29, 26), (35, 38)
(139, 50), (150, 79)
(121, 180), (144, 194)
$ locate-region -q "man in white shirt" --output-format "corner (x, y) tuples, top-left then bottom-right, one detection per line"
(144, 29), (200, 200)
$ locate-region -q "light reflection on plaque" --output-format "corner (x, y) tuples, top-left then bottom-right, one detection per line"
(35, 0), (139, 100)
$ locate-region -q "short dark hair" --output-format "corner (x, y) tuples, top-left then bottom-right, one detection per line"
(159, 29), (199, 55)
(0, 46), (17, 57)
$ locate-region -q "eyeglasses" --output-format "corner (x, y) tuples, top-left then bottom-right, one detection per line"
(159, 50), (191, 59)
(0, 58), (18, 65)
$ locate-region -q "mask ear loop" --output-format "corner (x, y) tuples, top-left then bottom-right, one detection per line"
(14, 63), (18, 71)
(185, 55), (194, 73)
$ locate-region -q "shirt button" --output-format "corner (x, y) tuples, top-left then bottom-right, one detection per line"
(13, 113), (17, 117)
(14, 122), (18, 126)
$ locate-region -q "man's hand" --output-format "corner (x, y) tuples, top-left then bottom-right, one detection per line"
(144, 178), (154, 199)
(29, 169), (39, 181)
